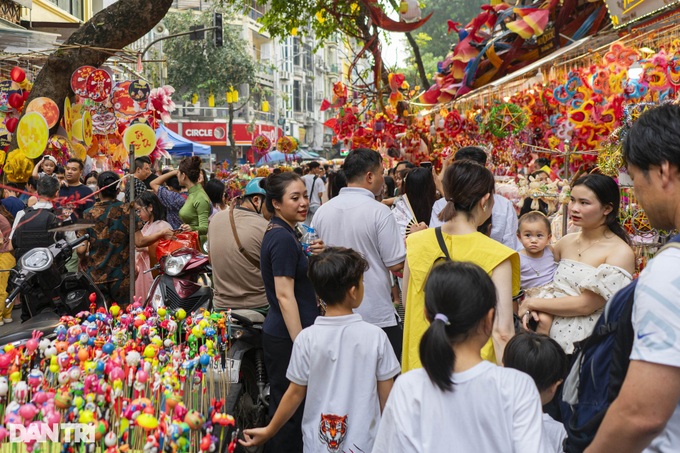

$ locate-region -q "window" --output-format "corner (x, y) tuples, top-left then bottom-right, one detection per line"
(293, 81), (302, 112)
(48, 0), (83, 20)
(293, 38), (301, 67)
(305, 84), (313, 112)
(303, 44), (312, 72)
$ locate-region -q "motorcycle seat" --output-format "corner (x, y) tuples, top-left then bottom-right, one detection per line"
(231, 309), (266, 324)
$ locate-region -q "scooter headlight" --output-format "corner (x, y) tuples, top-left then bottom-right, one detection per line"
(164, 255), (190, 276)
(21, 248), (53, 272)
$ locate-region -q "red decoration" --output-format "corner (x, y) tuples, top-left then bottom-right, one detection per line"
(5, 117), (18, 133)
(8, 93), (23, 110)
(10, 67), (25, 83)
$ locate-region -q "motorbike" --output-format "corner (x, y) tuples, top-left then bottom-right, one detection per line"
(216, 309), (269, 453)
(145, 246), (213, 313)
(1, 234), (107, 345)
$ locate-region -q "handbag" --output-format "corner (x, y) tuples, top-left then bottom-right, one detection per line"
(156, 230), (200, 257)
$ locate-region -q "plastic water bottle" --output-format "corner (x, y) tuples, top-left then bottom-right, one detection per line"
(300, 227), (319, 256)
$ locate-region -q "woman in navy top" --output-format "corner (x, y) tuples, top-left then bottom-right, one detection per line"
(259, 172), (323, 452)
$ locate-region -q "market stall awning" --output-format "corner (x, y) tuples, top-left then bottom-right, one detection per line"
(157, 123), (211, 156)
(0, 17), (60, 53)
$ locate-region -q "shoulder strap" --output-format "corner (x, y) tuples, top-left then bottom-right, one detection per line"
(229, 208), (260, 269)
(435, 227), (451, 261)
(312, 175), (319, 202)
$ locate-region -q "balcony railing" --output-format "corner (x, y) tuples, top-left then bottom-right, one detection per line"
(1, 0), (20, 24)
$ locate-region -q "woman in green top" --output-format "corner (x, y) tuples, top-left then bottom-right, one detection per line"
(178, 156), (211, 249)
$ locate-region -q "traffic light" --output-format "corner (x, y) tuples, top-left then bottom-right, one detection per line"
(214, 13), (223, 47)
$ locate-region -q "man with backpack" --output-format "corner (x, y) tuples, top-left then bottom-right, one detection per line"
(9, 176), (64, 321)
(579, 104), (680, 452)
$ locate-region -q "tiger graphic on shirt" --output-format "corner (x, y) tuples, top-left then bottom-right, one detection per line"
(318, 413), (347, 452)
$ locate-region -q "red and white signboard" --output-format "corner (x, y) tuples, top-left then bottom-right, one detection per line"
(166, 122), (283, 146)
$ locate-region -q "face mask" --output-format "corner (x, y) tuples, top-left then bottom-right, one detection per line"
(87, 184), (97, 192)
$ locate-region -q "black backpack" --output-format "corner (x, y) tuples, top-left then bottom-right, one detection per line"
(561, 236), (680, 452)
(11, 207), (62, 262)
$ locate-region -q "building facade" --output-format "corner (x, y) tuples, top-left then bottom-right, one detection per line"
(163, 0), (344, 164)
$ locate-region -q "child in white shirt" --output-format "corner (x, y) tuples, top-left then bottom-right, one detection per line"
(504, 331), (569, 452)
(241, 247), (400, 453)
(371, 261), (547, 453)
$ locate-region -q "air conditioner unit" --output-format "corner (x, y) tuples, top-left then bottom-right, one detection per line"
(279, 71), (291, 80)
(204, 108), (217, 118)
(184, 101), (201, 116)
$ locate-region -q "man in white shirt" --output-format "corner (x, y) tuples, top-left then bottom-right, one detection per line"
(301, 161), (325, 226)
(586, 104), (680, 452)
(313, 148), (406, 358)
(429, 146), (521, 251)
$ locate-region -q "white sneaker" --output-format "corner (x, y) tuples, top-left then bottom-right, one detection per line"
(2, 317), (11, 323)
(0, 320), (4, 326)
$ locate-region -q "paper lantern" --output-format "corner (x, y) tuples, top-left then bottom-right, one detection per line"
(10, 67), (25, 83)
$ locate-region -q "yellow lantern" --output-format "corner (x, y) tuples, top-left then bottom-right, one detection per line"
(226, 92), (233, 104)
(191, 93), (198, 104)
(208, 92), (215, 107)
(227, 86), (239, 103)
(291, 27), (298, 36)
(262, 100), (270, 112)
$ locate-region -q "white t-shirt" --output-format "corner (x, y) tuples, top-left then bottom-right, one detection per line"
(313, 187), (406, 327)
(302, 173), (326, 209)
(287, 314), (400, 453)
(630, 246), (680, 452)
(430, 194), (521, 251)
(543, 413), (566, 452)
(371, 362), (547, 453)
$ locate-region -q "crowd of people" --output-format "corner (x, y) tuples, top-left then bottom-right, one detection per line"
(2, 104), (680, 452)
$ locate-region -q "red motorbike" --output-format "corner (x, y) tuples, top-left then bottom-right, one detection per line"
(145, 247), (213, 313)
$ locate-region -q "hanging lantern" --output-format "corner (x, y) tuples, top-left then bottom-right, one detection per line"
(208, 92), (215, 107)
(262, 100), (269, 112)
(191, 93), (198, 105)
(399, 0), (421, 23)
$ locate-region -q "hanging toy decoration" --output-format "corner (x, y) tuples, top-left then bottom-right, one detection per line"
(484, 103), (528, 138)
(277, 136), (299, 155)
(252, 134), (272, 155)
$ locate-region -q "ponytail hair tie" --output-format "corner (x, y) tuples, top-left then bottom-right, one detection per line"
(434, 313), (450, 325)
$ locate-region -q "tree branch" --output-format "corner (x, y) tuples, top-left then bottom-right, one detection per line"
(9, 0), (174, 153)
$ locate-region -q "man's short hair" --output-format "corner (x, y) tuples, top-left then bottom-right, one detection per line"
(37, 175), (60, 198)
(308, 247), (369, 305)
(454, 146), (487, 165)
(66, 158), (84, 171)
(307, 161), (321, 170)
(134, 156), (151, 171)
(623, 103), (680, 172)
(343, 148), (382, 182)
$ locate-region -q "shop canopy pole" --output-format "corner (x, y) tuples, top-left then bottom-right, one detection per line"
(129, 144), (136, 307)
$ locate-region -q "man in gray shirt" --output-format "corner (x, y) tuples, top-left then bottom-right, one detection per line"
(313, 148), (406, 359)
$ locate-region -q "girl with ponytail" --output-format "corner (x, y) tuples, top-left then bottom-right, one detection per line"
(519, 173), (636, 355)
(372, 261), (547, 452)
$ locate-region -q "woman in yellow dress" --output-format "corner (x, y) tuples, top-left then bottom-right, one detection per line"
(402, 160), (520, 372)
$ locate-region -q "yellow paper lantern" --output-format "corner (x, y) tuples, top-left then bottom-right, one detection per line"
(191, 93), (198, 104)
(123, 123), (157, 157)
(208, 92), (215, 107)
(291, 27), (298, 36)
(262, 100), (269, 112)
(17, 112), (49, 159)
